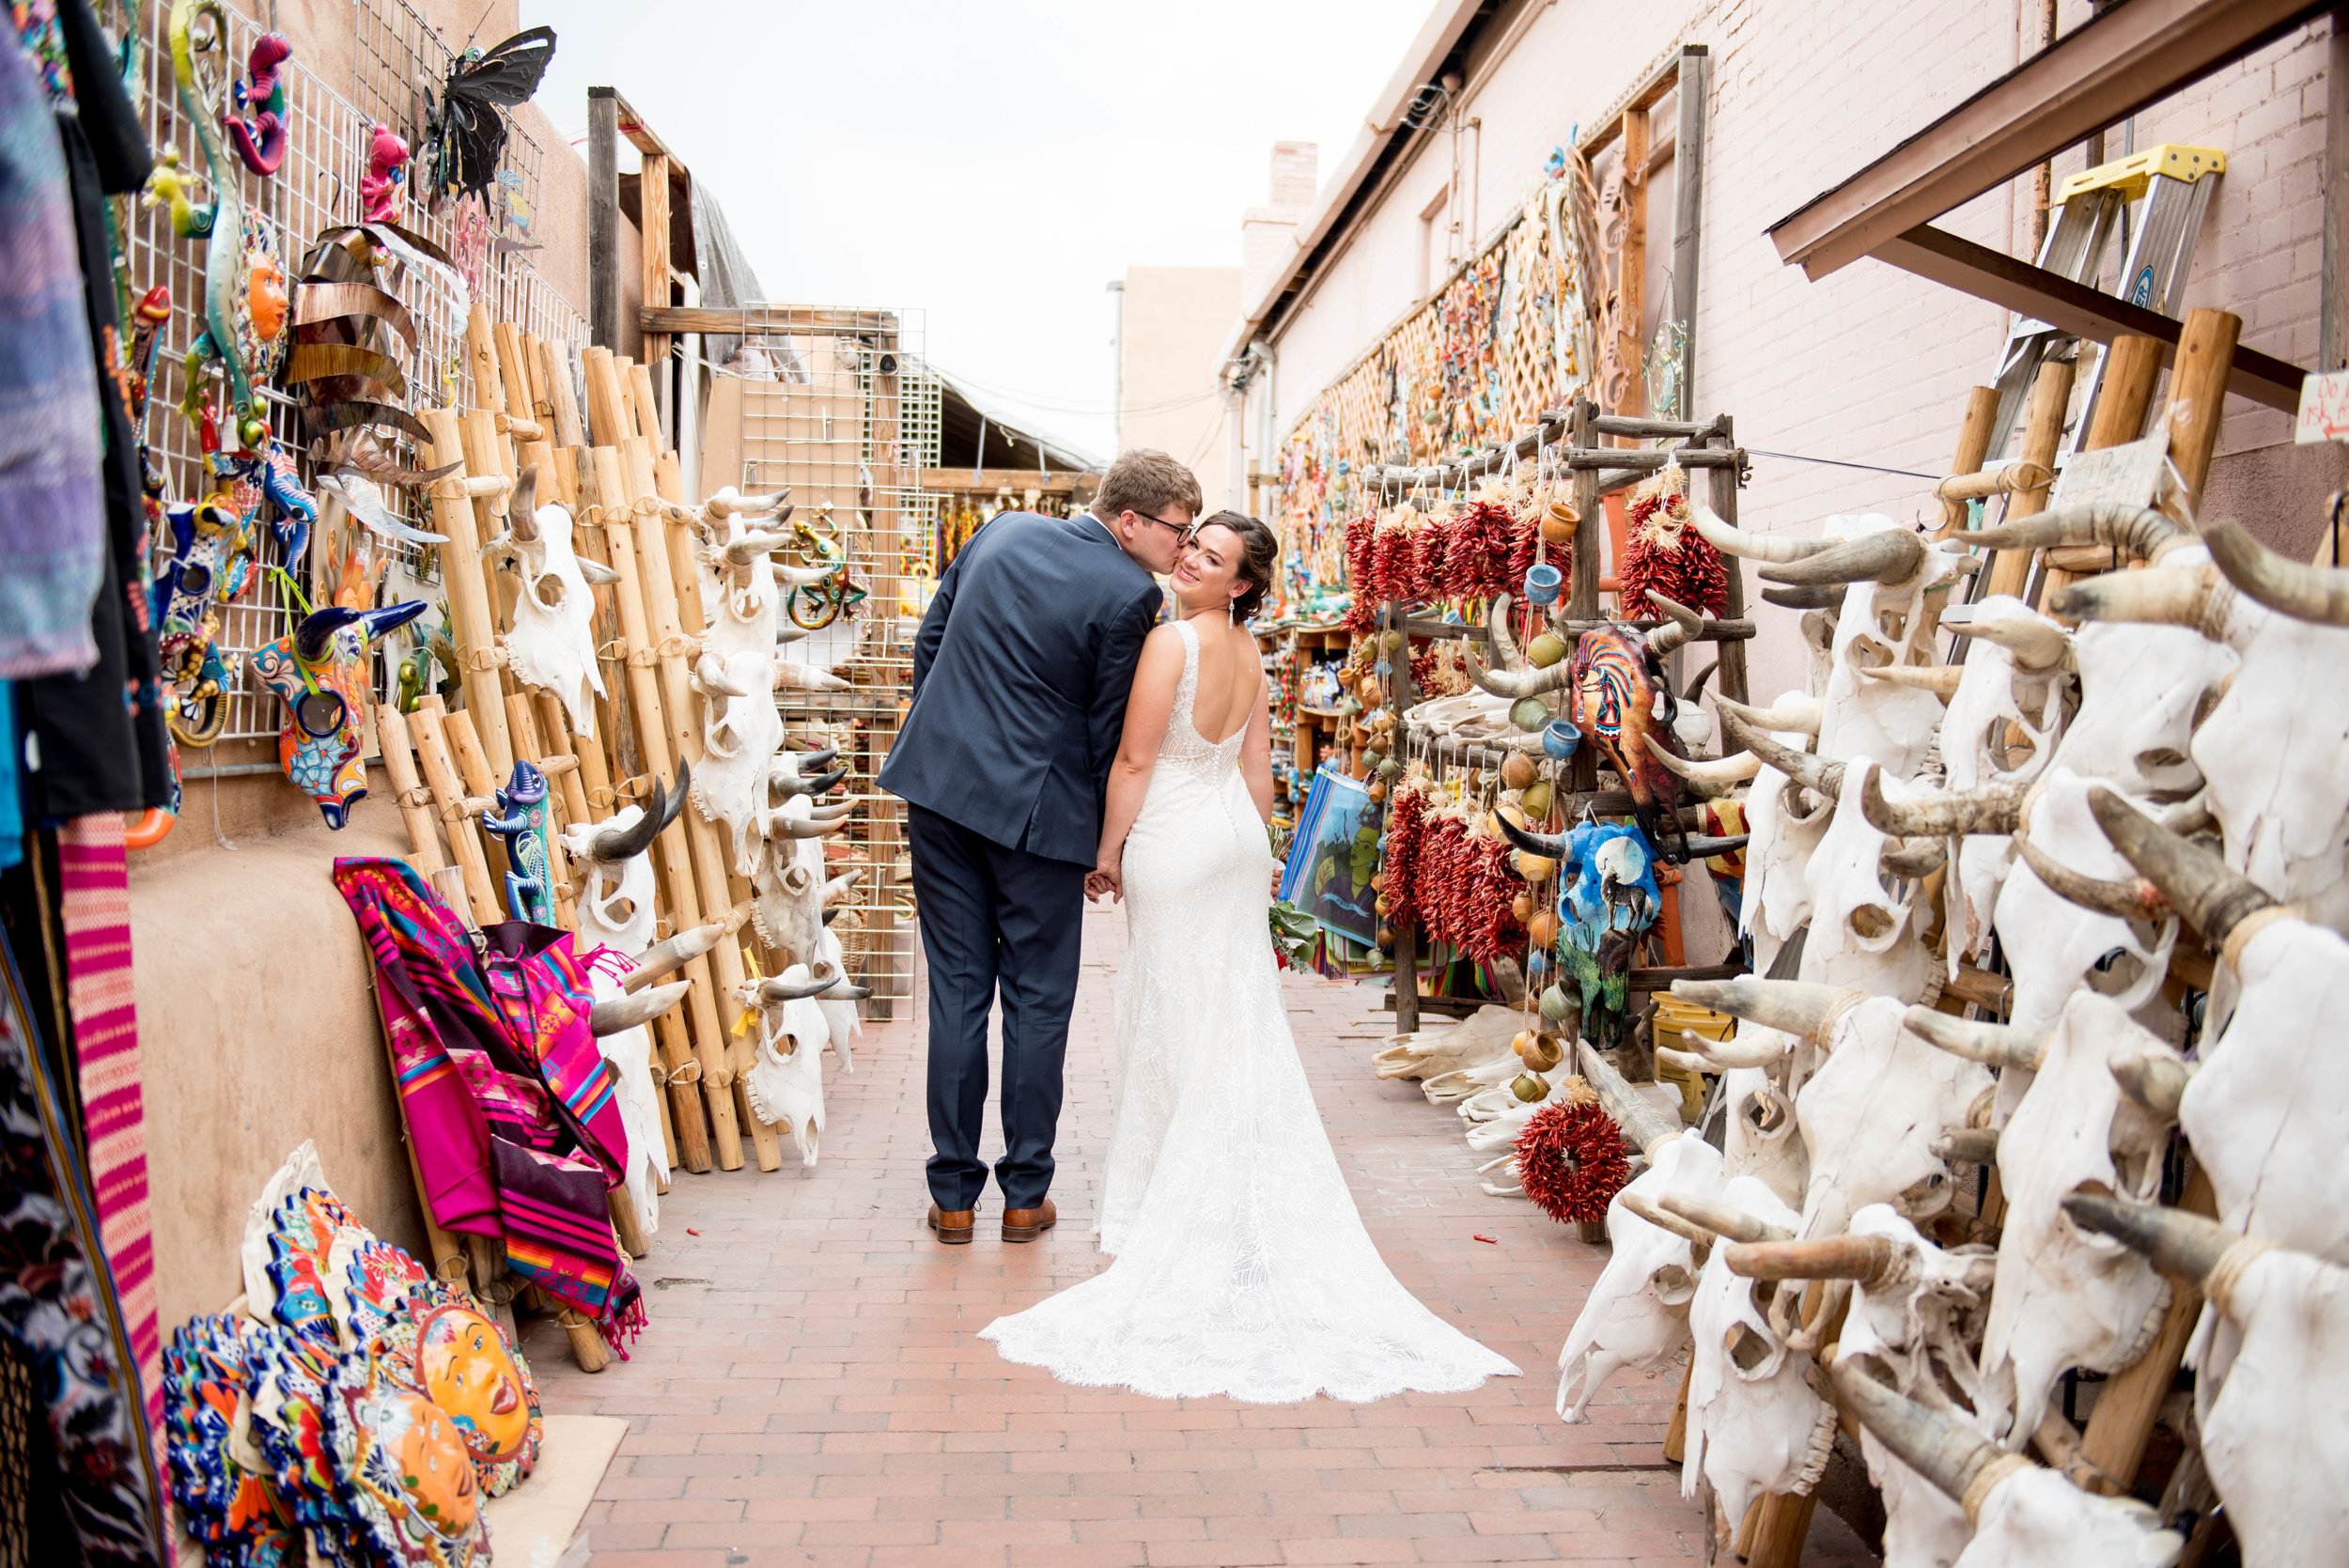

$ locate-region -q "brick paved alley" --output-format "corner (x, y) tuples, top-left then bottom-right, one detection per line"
(527, 904), (1870, 1566)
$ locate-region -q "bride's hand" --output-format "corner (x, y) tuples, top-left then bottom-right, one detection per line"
(1087, 857), (1123, 903)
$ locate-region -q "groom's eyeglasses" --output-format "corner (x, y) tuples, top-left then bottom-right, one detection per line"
(1131, 510), (1196, 545)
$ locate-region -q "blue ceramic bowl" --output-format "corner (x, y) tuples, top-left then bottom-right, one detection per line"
(1523, 562), (1563, 606)
(1542, 718), (1581, 761)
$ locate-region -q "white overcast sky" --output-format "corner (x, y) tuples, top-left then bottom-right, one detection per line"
(519, 0), (1433, 461)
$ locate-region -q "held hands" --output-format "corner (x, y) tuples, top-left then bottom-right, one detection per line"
(1087, 849), (1124, 904)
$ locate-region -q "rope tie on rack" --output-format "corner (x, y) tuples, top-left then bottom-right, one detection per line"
(586, 785), (618, 810)
(397, 786), (433, 810)
(665, 1060), (702, 1086)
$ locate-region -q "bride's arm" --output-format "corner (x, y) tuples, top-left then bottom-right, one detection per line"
(1094, 626), (1185, 896)
(1240, 675), (1275, 826)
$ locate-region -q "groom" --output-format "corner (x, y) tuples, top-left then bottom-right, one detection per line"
(879, 449), (1200, 1245)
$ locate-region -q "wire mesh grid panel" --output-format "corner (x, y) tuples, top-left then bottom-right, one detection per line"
(726, 312), (938, 1014)
(118, 0), (585, 746)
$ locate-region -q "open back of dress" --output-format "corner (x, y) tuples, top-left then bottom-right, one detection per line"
(979, 620), (1520, 1403)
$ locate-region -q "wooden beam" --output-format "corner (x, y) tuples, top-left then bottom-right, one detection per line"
(640, 150), (674, 442)
(918, 468), (1085, 496)
(609, 91), (677, 163)
(1671, 45), (1707, 415)
(640, 304), (901, 338)
(1868, 224), (2304, 411)
(1768, 0), (2329, 279)
(587, 88), (620, 350)
(1618, 102), (1650, 422)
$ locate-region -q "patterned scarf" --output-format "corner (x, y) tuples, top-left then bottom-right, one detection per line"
(57, 815), (159, 1436)
(0, 930), (167, 1565)
(333, 859), (644, 1351)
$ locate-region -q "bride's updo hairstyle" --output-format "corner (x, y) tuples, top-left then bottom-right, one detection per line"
(1195, 510), (1277, 622)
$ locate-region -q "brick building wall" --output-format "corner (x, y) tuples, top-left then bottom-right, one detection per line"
(1248, 0), (2342, 705)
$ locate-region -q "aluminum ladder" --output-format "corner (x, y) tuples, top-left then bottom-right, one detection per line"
(1983, 144), (2226, 460)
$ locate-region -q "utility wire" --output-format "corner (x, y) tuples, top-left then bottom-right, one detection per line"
(1747, 448), (1944, 482)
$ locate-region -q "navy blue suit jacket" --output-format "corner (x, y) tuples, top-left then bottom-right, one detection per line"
(879, 511), (1160, 866)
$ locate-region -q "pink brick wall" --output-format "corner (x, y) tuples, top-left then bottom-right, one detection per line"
(1252, 0), (2338, 706)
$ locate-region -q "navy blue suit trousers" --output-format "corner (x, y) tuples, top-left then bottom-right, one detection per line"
(908, 804), (1088, 1211)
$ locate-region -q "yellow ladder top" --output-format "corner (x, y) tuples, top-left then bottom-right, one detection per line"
(2055, 144), (2226, 205)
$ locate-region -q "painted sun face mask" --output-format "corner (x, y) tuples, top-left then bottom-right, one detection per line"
(415, 1297), (537, 1469)
(326, 1349), (488, 1568)
(252, 600), (427, 827)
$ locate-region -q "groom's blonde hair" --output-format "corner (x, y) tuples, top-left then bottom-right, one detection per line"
(1094, 449), (1203, 523)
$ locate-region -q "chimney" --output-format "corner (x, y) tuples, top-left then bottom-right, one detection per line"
(1241, 140), (1318, 305)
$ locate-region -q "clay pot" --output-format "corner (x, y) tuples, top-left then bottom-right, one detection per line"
(1514, 851), (1558, 882)
(1519, 779), (1553, 820)
(1501, 752), (1537, 791)
(1539, 984), (1572, 1022)
(1511, 697), (1550, 732)
(1511, 893), (1532, 923)
(1513, 1073), (1549, 1104)
(1514, 1030), (1564, 1072)
(1527, 631), (1567, 669)
(1526, 908), (1559, 948)
(1545, 500), (1580, 543)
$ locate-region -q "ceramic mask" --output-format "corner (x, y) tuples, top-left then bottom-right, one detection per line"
(251, 601), (427, 828)
(413, 1296), (537, 1468)
(326, 1349), (487, 1568)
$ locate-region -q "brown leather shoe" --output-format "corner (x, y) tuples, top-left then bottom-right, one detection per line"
(1001, 1198), (1056, 1243)
(926, 1203), (975, 1245)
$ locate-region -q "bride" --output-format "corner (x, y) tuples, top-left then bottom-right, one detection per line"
(979, 511), (1520, 1403)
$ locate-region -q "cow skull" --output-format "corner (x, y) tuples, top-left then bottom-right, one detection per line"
(490, 465), (613, 738)
(1969, 988), (2177, 1446)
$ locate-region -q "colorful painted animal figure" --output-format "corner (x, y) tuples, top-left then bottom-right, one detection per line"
(250, 601), (426, 827)
(223, 33), (291, 176)
(481, 762), (555, 924)
(169, 0), (292, 453)
(362, 123), (408, 224)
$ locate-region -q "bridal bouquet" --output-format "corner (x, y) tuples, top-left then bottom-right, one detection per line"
(1268, 900), (1318, 970)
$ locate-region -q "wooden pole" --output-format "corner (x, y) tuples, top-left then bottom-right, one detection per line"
(466, 302), (505, 417)
(583, 345), (630, 451)
(2084, 335), (2167, 451)
(618, 440), (760, 1170)
(639, 150), (673, 444)
(1937, 386), (2001, 539)
(599, 452), (734, 1172)
(1704, 413), (1748, 705)
(587, 88), (620, 351)
(503, 692), (580, 930)
(374, 704), (448, 879)
(1983, 362), (2076, 599)
(2077, 1167), (2218, 1486)
(1670, 46), (1706, 418)
(409, 700), (502, 927)
(460, 408), (521, 652)
(419, 411), (516, 778)
(2039, 335), (2167, 606)
(540, 336), (586, 450)
(1566, 398), (1603, 617)
(533, 691), (595, 827)
(1385, 600), (1420, 1034)
(493, 321), (536, 430)
(2160, 307), (2243, 521)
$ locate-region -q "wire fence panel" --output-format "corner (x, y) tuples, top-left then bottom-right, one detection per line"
(118, 0), (585, 745)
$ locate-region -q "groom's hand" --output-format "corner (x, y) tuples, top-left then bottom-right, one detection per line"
(1085, 869), (1122, 903)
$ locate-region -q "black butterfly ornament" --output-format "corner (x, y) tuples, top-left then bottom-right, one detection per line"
(419, 25), (556, 206)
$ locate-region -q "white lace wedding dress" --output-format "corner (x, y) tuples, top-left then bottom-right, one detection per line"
(979, 620), (1520, 1403)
